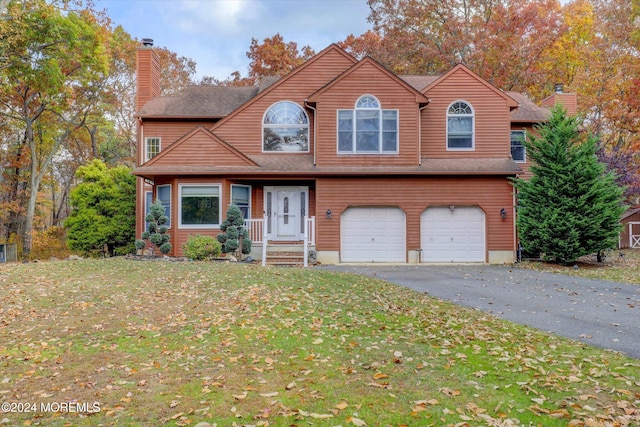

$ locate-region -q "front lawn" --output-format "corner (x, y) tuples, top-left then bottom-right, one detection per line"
(0, 258), (638, 426)
(521, 249), (640, 285)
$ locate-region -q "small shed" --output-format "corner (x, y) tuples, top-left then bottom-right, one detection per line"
(619, 208), (640, 249)
(0, 243), (18, 263)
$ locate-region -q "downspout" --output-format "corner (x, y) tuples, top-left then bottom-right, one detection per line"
(418, 103), (429, 166)
(305, 100), (317, 166)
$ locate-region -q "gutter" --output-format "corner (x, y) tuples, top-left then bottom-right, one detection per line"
(304, 99), (317, 166)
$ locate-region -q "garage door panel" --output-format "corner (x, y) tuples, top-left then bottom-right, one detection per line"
(421, 207), (485, 263)
(341, 207), (406, 263)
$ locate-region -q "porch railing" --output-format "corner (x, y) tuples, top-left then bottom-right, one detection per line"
(242, 215), (316, 266)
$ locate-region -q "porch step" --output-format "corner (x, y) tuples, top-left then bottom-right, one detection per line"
(262, 243), (316, 266)
(266, 251), (305, 266)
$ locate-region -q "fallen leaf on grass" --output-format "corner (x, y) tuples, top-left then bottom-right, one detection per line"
(233, 392), (248, 400)
(347, 416), (367, 426)
(335, 401), (349, 410)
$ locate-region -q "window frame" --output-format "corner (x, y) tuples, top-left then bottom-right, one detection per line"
(178, 184), (222, 229)
(156, 184), (171, 228)
(262, 101), (310, 153)
(337, 94), (399, 154)
(231, 184), (252, 219)
(144, 191), (153, 232)
(145, 137), (161, 161)
(510, 130), (526, 163)
(446, 100), (475, 151)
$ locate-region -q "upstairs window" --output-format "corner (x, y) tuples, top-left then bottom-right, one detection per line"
(263, 101), (309, 152)
(145, 137), (161, 161)
(511, 130), (526, 162)
(338, 95), (398, 154)
(447, 101), (474, 150)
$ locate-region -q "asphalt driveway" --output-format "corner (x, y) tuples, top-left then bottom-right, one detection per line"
(318, 264), (640, 359)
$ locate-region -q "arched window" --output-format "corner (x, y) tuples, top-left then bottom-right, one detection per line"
(263, 101), (309, 152)
(447, 100), (474, 150)
(338, 95), (398, 154)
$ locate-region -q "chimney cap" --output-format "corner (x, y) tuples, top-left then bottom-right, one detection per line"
(142, 38), (154, 47)
(554, 83), (564, 94)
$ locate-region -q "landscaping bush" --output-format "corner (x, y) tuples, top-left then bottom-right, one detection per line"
(182, 235), (222, 260)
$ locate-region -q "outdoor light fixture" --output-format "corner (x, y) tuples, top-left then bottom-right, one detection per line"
(500, 208), (507, 219)
(449, 205), (455, 212)
(326, 209), (332, 219)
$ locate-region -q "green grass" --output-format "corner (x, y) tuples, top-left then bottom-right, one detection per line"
(521, 249), (640, 284)
(0, 258), (638, 426)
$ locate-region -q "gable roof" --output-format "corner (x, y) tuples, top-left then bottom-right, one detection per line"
(137, 85), (259, 119)
(422, 64), (519, 109)
(508, 91), (552, 123)
(142, 126), (257, 168)
(307, 56), (430, 104)
(399, 75), (439, 92)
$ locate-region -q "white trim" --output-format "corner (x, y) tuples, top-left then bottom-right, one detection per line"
(510, 129), (526, 163)
(156, 184), (171, 228)
(337, 99), (399, 154)
(144, 191), (153, 231)
(178, 183), (222, 229)
(446, 100), (475, 151)
(264, 186), (309, 240)
(231, 184), (252, 219)
(145, 136), (161, 162)
(262, 100), (310, 153)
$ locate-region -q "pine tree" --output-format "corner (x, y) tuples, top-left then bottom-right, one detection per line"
(216, 205), (252, 257)
(512, 106), (626, 264)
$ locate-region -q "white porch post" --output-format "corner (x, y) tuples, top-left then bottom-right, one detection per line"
(262, 213), (268, 266)
(303, 215), (309, 267)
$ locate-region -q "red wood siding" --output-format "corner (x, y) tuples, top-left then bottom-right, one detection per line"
(542, 93), (577, 116)
(313, 61), (421, 167)
(423, 68), (512, 159)
(150, 128), (254, 167)
(315, 177), (515, 254)
(136, 47), (160, 111)
(620, 210), (640, 249)
(212, 49), (355, 155)
(139, 121), (215, 166)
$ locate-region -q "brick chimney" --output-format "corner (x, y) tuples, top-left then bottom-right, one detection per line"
(541, 83), (577, 116)
(136, 38), (161, 111)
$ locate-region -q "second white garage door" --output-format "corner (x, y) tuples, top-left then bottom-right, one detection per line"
(341, 207), (406, 262)
(421, 207), (485, 262)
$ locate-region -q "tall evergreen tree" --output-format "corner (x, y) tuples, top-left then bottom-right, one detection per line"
(512, 106), (626, 264)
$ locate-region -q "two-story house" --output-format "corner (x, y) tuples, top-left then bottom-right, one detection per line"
(133, 40), (559, 264)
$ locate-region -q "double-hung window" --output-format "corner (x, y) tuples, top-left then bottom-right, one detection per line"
(338, 95), (398, 154)
(231, 185), (251, 219)
(510, 130), (526, 162)
(156, 184), (171, 227)
(179, 184), (221, 228)
(145, 137), (161, 161)
(447, 101), (474, 150)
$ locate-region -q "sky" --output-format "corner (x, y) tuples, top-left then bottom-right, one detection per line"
(96, 0), (373, 81)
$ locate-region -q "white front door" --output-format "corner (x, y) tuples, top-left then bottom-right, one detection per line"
(265, 187), (308, 240)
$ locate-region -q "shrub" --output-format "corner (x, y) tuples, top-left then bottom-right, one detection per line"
(182, 235), (222, 260)
(138, 201), (172, 256)
(216, 205), (251, 256)
(30, 226), (71, 260)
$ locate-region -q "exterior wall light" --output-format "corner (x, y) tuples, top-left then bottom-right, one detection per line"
(326, 209), (332, 219)
(500, 208), (507, 219)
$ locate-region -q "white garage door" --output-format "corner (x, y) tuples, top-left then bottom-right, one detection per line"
(341, 207), (406, 262)
(421, 207), (485, 262)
